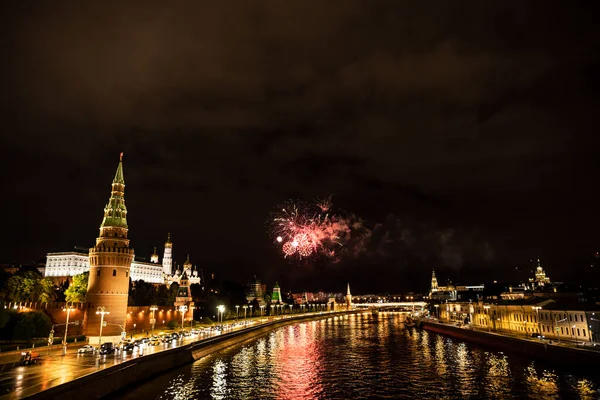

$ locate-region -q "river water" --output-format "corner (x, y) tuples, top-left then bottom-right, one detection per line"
(119, 312), (600, 399)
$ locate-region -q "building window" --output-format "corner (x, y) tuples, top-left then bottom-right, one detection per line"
(577, 328), (580, 336)
(569, 314), (572, 321)
(113, 269), (117, 276)
(583, 329), (586, 337)
(97, 269), (101, 277)
(126, 271), (128, 278)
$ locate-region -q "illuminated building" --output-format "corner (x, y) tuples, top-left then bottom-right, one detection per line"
(84, 153), (134, 344)
(440, 298), (596, 343)
(174, 271), (194, 308)
(429, 269), (438, 297)
(528, 258), (551, 288)
(245, 276), (266, 304)
(271, 282), (283, 304)
(429, 269), (484, 301)
(346, 283), (352, 309)
(150, 247), (159, 264)
(162, 233), (173, 275)
(45, 249), (163, 284)
(168, 253), (202, 286)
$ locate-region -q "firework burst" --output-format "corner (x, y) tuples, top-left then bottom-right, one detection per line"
(269, 198), (350, 260)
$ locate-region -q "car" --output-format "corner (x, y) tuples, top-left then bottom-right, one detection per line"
(149, 339), (161, 346)
(20, 351), (40, 365)
(531, 333), (545, 339)
(99, 342), (116, 355)
(78, 345), (95, 354)
(122, 342), (135, 352)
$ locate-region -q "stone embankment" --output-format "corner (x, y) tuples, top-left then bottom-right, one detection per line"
(28, 310), (365, 400)
(422, 320), (600, 367)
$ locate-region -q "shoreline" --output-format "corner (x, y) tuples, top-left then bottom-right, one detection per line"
(25, 309), (366, 400)
(421, 320), (600, 367)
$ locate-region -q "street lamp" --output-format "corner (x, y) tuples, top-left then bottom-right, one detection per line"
(260, 305), (265, 319)
(150, 306), (158, 335)
(483, 306), (491, 331)
(133, 323), (136, 336)
(236, 305), (239, 321)
(189, 305), (195, 330)
(243, 305), (248, 325)
(218, 305), (225, 323)
(249, 305), (253, 319)
(95, 306), (110, 353)
(434, 304), (439, 320)
(62, 304), (75, 355)
(179, 305), (188, 332)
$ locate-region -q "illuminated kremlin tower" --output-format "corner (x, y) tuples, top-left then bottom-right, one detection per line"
(84, 153), (134, 344)
(162, 233), (173, 276)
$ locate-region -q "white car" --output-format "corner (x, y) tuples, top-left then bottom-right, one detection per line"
(77, 345), (95, 354)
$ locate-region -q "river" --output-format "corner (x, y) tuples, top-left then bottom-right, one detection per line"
(118, 312), (600, 399)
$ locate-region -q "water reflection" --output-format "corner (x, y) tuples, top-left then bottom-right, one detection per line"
(121, 313), (600, 400)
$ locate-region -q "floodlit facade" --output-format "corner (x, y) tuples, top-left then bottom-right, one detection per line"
(439, 298), (596, 344)
(45, 251), (164, 284)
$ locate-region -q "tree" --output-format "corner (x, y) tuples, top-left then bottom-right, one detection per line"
(64, 272), (88, 303)
(39, 278), (55, 303)
(7, 271), (42, 302)
(130, 280), (157, 306)
(167, 283), (180, 305)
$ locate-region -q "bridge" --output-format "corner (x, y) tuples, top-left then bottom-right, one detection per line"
(353, 302), (427, 311)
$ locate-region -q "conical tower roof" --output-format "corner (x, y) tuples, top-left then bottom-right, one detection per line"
(100, 153), (128, 229)
(113, 152), (125, 184)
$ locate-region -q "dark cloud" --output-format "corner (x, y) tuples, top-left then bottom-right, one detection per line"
(2, 1), (599, 292)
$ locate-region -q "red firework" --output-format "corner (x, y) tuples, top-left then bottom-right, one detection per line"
(270, 198), (350, 260)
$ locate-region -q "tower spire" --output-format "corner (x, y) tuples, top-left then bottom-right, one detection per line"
(100, 154), (128, 230)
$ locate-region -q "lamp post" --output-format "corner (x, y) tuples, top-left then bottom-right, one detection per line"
(150, 306), (158, 335)
(133, 323), (136, 336)
(62, 304), (75, 355)
(179, 305), (188, 332)
(249, 305), (253, 320)
(218, 305), (225, 323)
(95, 306), (110, 364)
(483, 306), (491, 331)
(434, 304), (439, 320)
(236, 305), (239, 321)
(260, 305), (265, 319)
(189, 305), (195, 330)
(243, 305), (248, 325)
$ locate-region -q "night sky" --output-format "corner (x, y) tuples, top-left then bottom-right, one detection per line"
(3, 2), (599, 293)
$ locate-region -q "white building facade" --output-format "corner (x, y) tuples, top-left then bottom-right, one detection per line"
(45, 251), (164, 284)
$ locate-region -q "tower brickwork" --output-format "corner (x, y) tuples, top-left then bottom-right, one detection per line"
(84, 153), (134, 344)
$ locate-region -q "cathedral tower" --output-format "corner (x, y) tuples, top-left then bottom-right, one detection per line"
(150, 247), (159, 264)
(346, 282), (352, 309)
(163, 233), (173, 275)
(84, 153), (134, 344)
(430, 270), (438, 297)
